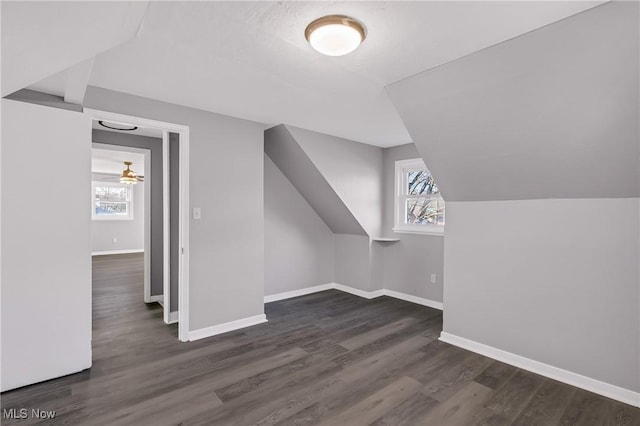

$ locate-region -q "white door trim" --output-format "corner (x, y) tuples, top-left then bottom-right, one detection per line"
(86, 108), (190, 342)
(162, 130), (170, 324)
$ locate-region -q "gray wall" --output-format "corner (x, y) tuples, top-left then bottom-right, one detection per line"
(91, 174), (145, 253)
(385, 1), (640, 395)
(265, 125), (365, 235)
(265, 133), (446, 303)
(2, 99), (91, 391)
(334, 234), (372, 292)
(264, 155), (334, 295)
(85, 86), (265, 331)
(287, 125), (384, 237)
(381, 144), (444, 302)
(386, 1), (639, 202)
(92, 129), (164, 297)
(444, 199), (639, 392)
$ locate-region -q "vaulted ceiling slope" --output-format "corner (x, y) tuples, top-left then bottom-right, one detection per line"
(265, 124), (386, 237)
(12, 1), (604, 147)
(285, 126), (384, 237)
(1, 1), (147, 97)
(387, 1), (639, 201)
(265, 125), (366, 236)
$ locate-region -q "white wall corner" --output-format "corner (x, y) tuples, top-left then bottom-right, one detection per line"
(188, 314), (268, 342)
(439, 332), (640, 408)
(264, 284), (334, 303)
(263, 283), (444, 311)
(333, 283), (384, 299)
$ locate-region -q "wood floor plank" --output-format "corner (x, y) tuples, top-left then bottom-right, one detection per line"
(338, 316), (422, 350)
(558, 388), (640, 426)
(474, 369), (546, 426)
(415, 380), (494, 425)
(512, 378), (577, 426)
(1, 253), (638, 426)
(474, 359), (519, 390)
(369, 391), (440, 426)
(316, 376), (423, 426)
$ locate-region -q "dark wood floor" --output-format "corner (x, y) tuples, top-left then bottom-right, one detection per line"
(2, 253), (638, 425)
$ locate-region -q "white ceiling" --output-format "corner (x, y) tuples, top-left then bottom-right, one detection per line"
(1, 1), (147, 97)
(21, 1), (605, 147)
(92, 148), (145, 176)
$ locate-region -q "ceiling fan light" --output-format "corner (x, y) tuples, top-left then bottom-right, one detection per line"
(120, 161), (138, 185)
(305, 15), (366, 56)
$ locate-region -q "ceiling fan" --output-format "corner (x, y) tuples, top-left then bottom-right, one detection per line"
(119, 161), (144, 184)
(95, 161), (144, 184)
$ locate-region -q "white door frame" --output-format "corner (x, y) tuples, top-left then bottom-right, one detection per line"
(91, 143), (152, 303)
(86, 108), (190, 342)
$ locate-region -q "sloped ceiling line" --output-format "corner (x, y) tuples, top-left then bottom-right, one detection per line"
(264, 125), (367, 236)
(386, 1), (639, 202)
(2, 1), (149, 97)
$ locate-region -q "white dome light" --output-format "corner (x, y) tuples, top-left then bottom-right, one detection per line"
(305, 15), (366, 57)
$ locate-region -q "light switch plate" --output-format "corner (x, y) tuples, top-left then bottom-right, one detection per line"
(193, 207), (201, 220)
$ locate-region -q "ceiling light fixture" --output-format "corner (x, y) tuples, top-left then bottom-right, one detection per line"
(120, 161), (139, 185)
(305, 15), (366, 57)
(99, 120), (138, 132)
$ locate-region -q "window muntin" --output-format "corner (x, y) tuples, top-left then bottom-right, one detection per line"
(92, 182), (133, 220)
(394, 159), (444, 234)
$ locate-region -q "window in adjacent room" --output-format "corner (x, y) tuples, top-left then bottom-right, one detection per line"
(92, 182), (133, 220)
(394, 158), (444, 235)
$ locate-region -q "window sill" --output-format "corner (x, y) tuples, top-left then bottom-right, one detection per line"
(92, 217), (134, 221)
(393, 227), (444, 236)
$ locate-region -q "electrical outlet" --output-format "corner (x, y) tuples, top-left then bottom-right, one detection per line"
(430, 273), (437, 284)
(112, 237), (117, 244)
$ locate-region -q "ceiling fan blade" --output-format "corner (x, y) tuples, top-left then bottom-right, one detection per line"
(96, 175), (121, 181)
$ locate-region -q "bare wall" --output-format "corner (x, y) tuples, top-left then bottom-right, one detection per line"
(264, 155), (334, 295)
(1, 99), (91, 391)
(443, 198), (640, 393)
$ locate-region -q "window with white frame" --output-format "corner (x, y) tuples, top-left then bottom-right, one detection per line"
(92, 181), (133, 220)
(394, 158), (444, 234)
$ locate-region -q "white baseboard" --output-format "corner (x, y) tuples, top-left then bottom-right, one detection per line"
(148, 295), (163, 304)
(188, 314), (268, 342)
(264, 283), (443, 311)
(333, 283), (385, 299)
(383, 289), (443, 310)
(439, 332), (640, 408)
(92, 249), (144, 256)
(166, 311), (178, 324)
(264, 284), (334, 303)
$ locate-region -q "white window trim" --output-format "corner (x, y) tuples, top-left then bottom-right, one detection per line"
(92, 181), (134, 221)
(394, 158), (444, 236)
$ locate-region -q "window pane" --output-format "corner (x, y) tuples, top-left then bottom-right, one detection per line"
(407, 170), (439, 195)
(95, 202), (128, 216)
(406, 196), (445, 225)
(95, 186), (128, 202)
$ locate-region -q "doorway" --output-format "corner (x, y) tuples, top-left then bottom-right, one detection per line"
(91, 144), (151, 302)
(86, 109), (190, 342)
